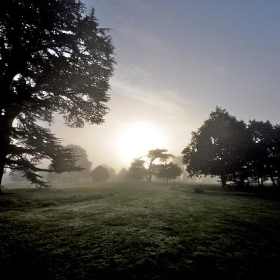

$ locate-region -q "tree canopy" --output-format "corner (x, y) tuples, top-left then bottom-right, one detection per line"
(128, 149), (174, 181)
(117, 167), (129, 181)
(128, 158), (147, 181)
(182, 107), (280, 188)
(156, 162), (182, 184)
(0, 0), (115, 188)
(47, 144), (92, 183)
(91, 165), (110, 182)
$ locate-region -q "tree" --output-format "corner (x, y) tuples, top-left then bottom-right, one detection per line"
(182, 107), (251, 188)
(91, 165), (110, 182)
(9, 171), (27, 183)
(128, 149), (174, 181)
(171, 155), (190, 182)
(156, 162), (182, 184)
(246, 120), (274, 187)
(0, 0), (115, 189)
(145, 149), (174, 181)
(117, 167), (129, 181)
(246, 121), (280, 188)
(271, 125), (280, 186)
(128, 158), (147, 180)
(101, 164), (116, 181)
(47, 144), (92, 183)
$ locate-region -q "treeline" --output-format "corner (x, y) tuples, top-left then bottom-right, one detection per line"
(182, 107), (280, 189)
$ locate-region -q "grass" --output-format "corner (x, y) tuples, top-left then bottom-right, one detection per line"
(1, 181), (280, 279)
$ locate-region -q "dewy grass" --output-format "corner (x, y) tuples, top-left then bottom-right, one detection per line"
(1, 182), (280, 279)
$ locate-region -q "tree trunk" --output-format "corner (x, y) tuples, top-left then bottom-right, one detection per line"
(221, 174), (227, 188)
(270, 176), (276, 188)
(0, 168), (4, 194)
(0, 114), (14, 192)
(0, 145), (7, 194)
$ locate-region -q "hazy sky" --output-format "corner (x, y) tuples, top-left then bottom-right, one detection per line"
(51, 0), (280, 172)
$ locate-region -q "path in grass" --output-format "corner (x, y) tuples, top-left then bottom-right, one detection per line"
(1, 182), (280, 279)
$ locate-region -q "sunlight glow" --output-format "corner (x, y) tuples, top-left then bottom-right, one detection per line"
(116, 122), (168, 166)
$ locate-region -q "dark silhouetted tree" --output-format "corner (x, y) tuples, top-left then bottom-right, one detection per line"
(145, 149), (174, 181)
(128, 149), (174, 181)
(0, 0), (115, 190)
(182, 107), (251, 188)
(9, 171), (27, 183)
(91, 165), (110, 182)
(47, 144), (92, 183)
(271, 125), (280, 186)
(156, 162), (182, 184)
(246, 120), (274, 187)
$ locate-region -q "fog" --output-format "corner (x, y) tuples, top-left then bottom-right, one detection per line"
(39, 0), (280, 174)
(6, 1), (280, 180)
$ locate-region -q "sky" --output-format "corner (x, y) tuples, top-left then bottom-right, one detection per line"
(51, 0), (280, 172)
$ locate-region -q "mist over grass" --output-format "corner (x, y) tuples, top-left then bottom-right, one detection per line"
(1, 182), (280, 279)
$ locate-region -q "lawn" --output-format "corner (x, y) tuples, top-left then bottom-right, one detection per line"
(0, 182), (280, 279)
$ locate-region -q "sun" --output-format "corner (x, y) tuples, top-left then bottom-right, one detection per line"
(116, 122), (168, 166)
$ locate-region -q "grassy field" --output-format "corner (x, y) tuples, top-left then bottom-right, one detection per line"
(0, 182), (280, 280)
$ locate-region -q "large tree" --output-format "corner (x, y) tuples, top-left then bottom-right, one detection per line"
(47, 144), (92, 183)
(182, 107), (251, 188)
(246, 120), (274, 186)
(247, 121), (280, 187)
(0, 0), (115, 189)
(271, 125), (280, 186)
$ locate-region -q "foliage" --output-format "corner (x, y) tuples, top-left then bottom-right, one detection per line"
(101, 164), (116, 181)
(0, 0), (115, 188)
(129, 149), (174, 181)
(117, 167), (129, 181)
(182, 107), (250, 187)
(146, 149), (174, 181)
(9, 171), (27, 183)
(246, 120), (276, 186)
(155, 162), (182, 183)
(47, 144), (92, 183)
(182, 107), (280, 188)
(128, 158), (147, 180)
(91, 165), (110, 182)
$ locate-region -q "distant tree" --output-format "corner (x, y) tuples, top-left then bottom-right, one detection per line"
(128, 158), (146, 180)
(145, 149), (174, 181)
(171, 155), (189, 182)
(47, 145), (92, 183)
(128, 149), (174, 182)
(102, 164), (116, 181)
(0, 0), (115, 190)
(117, 168), (129, 181)
(182, 107), (251, 188)
(156, 162), (182, 184)
(91, 165), (110, 182)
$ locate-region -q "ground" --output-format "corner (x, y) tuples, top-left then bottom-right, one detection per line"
(0, 181), (280, 279)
